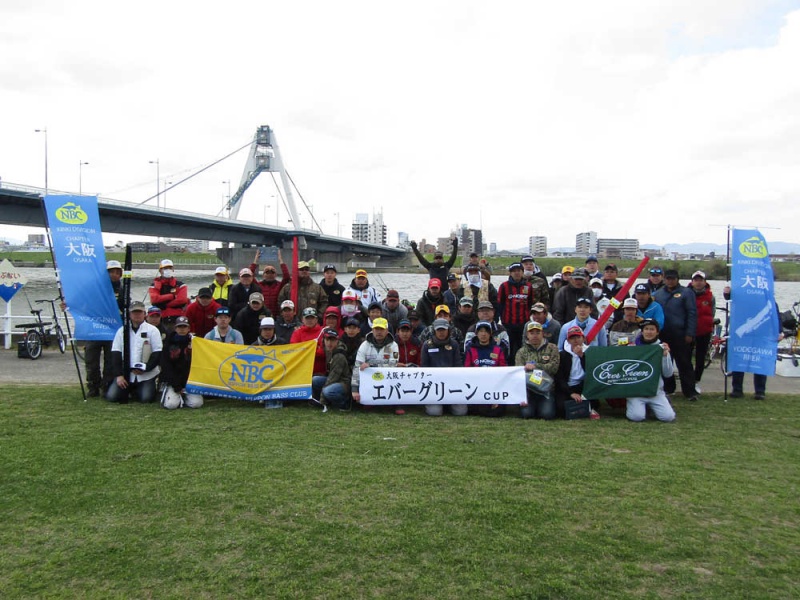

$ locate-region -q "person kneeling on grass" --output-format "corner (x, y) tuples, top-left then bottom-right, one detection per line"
(555, 325), (599, 420)
(106, 301), (163, 404)
(160, 316), (203, 409)
(626, 318), (676, 423)
(311, 328), (352, 411)
(516, 321), (560, 420)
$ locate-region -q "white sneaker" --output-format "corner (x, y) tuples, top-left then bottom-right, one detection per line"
(695, 385), (702, 394)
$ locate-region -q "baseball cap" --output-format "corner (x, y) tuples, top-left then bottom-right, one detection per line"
(604, 263), (618, 271)
(428, 278), (442, 289)
(464, 263), (481, 272)
(386, 289), (400, 299)
(355, 269), (368, 277)
(239, 267), (253, 277)
(446, 273), (457, 281)
(469, 251), (478, 258)
(397, 319), (411, 329)
(342, 290), (358, 302)
(367, 302), (382, 311)
(197, 287), (212, 298)
(521, 255), (535, 263)
(372, 317), (388, 329)
(649, 267), (663, 275)
(551, 273), (562, 281)
(249, 292), (264, 303)
(567, 325), (584, 339)
(477, 300), (494, 310)
(216, 306), (231, 316)
(526, 321), (543, 331)
(408, 310), (420, 320)
(664, 269), (679, 278)
(459, 297), (473, 306)
(322, 327), (339, 339)
(572, 268), (588, 279)
(586, 256), (598, 263)
(281, 300), (295, 309)
(302, 307), (318, 318)
(475, 320), (493, 332)
(214, 266), (228, 275)
(297, 261), (311, 270)
(692, 270), (706, 280)
(344, 317), (361, 327)
(434, 250), (444, 258)
(639, 318), (660, 330)
(634, 283), (650, 294)
(433, 318), (450, 330)
(159, 259), (174, 269)
(130, 301), (147, 312)
(323, 263), (337, 272)
(174, 316), (190, 327)
(106, 260), (122, 270)
(561, 266), (574, 274)
(508, 262), (523, 271)
(147, 306), (161, 315)
(589, 278), (603, 287)
(623, 298), (638, 308)
(530, 302), (546, 313)
(575, 297), (593, 306)
(435, 304), (450, 314)
(259, 317), (275, 328)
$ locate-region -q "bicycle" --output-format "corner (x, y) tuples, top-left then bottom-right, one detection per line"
(16, 298), (67, 360)
(704, 318), (727, 370)
(778, 300), (799, 355)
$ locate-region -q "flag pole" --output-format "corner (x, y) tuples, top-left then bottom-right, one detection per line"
(585, 256), (650, 344)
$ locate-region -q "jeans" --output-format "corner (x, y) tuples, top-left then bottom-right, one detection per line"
(693, 333), (711, 382)
(106, 378), (157, 403)
(425, 404), (468, 416)
(312, 376), (349, 409)
(661, 333), (696, 397)
(732, 372), (767, 395)
(520, 391), (556, 420)
(84, 340), (113, 393)
(626, 392), (676, 422)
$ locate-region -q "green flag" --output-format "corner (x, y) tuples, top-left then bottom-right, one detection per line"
(583, 345), (663, 399)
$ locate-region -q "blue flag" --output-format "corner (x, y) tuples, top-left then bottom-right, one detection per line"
(728, 229), (779, 376)
(43, 195), (122, 341)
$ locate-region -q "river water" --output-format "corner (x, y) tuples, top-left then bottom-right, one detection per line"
(3, 267), (800, 326)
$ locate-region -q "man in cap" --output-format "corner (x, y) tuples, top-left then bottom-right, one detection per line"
(81, 259), (124, 397)
(233, 292), (271, 345)
(228, 267), (263, 321)
(461, 251), (493, 283)
(420, 318), (467, 417)
(498, 262), (535, 360)
(415, 278), (447, 327)
(689, 270), (716, 389)
(557, 296), (608, 349)
(146, 306), (167, 342)
(464, 301), (510, 361)
(627, 318), (676, 422)
(381, 289), (408, 331)
(634, 283), (665, 329)
(318, 263), (345, 308)
(654, 269), (697, 401)
(549, 272), (565, 299)
(106, 301), (163, 403)
(461, 262), (499, 318)
(419, 304), (464, 348)
(274, 300), (301, 344)
(345, 268), (382, 309)
(253, 316), (282, 347)
(291, 307), (326, 375)
(351, 317), (400, 411)
(208, 266), (233, 307)
(277, 260), (328, 317)
(516, 321), (560, 420)
(148, 258), (189, 331)
(410, 236), (459, 281)
(160, 316), (204, 410)
(395, 319), (421, 366)
(647, 266), (666, 294)
(452, 296), (478, 338)
(585, 256), (601, 279)
(529, 302), (561, 345)
(555, 325), (600, 419)
(204, 306), (244, 344)
(600, 263), (626, 324)
(609, 298), (642, 346)
(552, 267), (597, 326)
(250, 248), (290, 316)
(443, 272), (464, 312)
(311, 328), (352, 410)
(521, 255), (551, 307)
(185, 287), (220, 339)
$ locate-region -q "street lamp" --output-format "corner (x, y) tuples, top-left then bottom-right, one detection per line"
(34, 128), (48, 194)
(78, 161), (89, 195)
(149, 159), (160, 209)
(164, 180), (172, 209)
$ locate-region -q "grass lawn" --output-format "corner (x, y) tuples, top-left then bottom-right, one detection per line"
(1, 388), (798, 599)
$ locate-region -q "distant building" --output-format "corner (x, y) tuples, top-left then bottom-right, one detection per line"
(351, 211), (387, 246)
(576, 231), (598, 255)
(529, 236), (547, 257)
(489, 243), (497, 254)
(27, 234), (45, 246)
(165, 238), (210, 253)
(397, 231), (410, 249)
(129, 242), (162, 253)
(597, 238), (640, 259)
(458, 225), (483, 258)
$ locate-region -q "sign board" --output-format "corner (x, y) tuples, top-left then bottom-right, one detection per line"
(0, 258), (26, 302)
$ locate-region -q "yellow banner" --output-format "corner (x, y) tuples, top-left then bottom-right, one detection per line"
(186, 337), (316, 401)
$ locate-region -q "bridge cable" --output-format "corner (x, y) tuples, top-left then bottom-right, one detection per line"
(285, 169), (324, 232)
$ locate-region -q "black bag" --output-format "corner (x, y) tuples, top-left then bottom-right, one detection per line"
(563, 396), (591, 420)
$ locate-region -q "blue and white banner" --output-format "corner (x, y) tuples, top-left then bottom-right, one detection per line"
(43, 195), (122, 341)
(728, 229), (779, 376)
(359, 366), (527, 405)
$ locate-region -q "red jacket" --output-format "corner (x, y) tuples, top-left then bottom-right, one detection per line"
(185, 299), (221, 338)
(250, 262), (291, 316)
(397, 338), (421, 366)
(290, 324), (326, 375)
(693, 284), (716, 336)
(149, 277), (189, 318)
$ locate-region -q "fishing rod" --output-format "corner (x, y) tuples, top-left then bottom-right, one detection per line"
(122, 245), (133, 392)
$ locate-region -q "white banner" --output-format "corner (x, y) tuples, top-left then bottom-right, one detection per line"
(359, 366), (527, 405)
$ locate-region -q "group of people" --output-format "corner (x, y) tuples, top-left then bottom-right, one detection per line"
(87, 240), (762, 422)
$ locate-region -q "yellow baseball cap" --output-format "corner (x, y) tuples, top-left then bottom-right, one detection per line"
(372, 317), (388, 329)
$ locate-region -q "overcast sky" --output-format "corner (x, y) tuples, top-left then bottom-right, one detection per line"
(2, 0), (799, 250)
